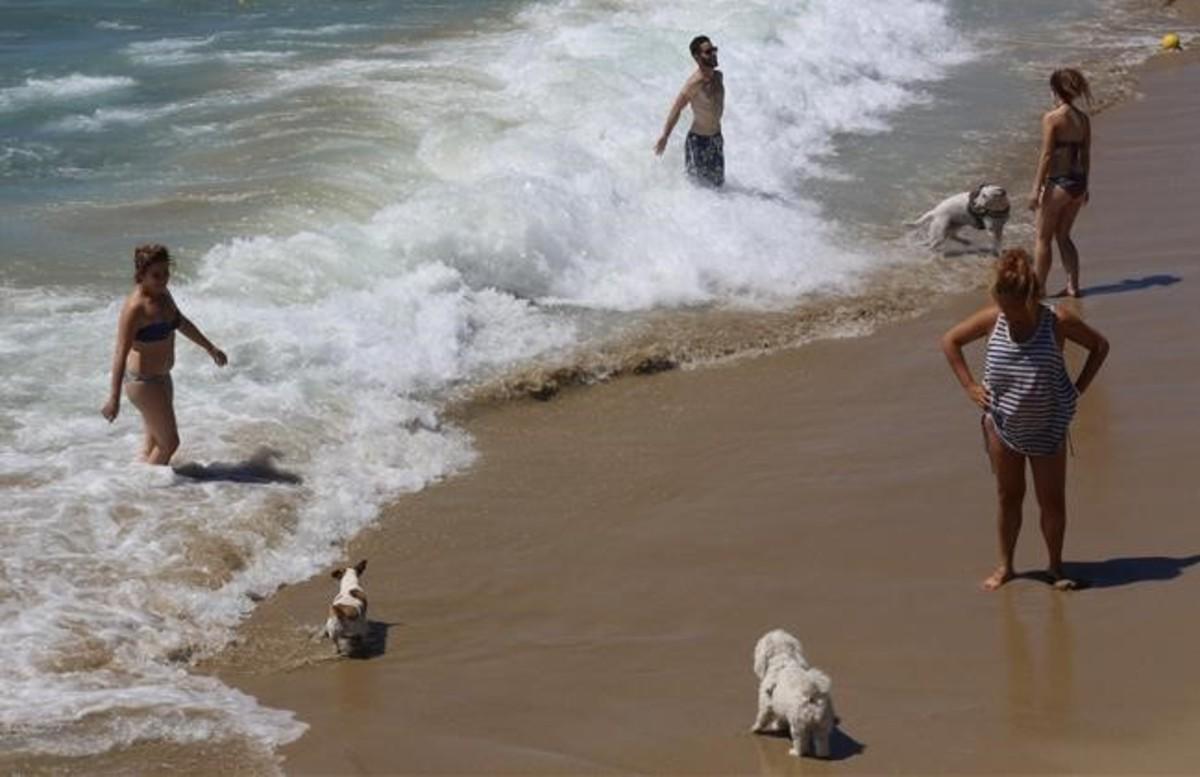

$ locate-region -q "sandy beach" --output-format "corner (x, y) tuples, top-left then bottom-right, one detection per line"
(208, 53), (1200, 775)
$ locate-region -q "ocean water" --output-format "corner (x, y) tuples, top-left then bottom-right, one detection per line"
(0, 0), (1191, 768)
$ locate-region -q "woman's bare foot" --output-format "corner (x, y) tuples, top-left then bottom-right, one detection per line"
(982, 566), (1015, 591)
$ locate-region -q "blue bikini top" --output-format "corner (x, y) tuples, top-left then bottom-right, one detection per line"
(135, 312), (181, 342)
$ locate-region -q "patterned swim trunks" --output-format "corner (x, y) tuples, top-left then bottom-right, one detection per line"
(684, 131), (724, 187)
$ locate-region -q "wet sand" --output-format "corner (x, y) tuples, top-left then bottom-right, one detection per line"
(213, 55), (1200, 774)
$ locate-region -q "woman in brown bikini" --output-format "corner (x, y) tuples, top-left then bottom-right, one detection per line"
(101, 244), (227, 465)
(1028, 68), (1092, 298)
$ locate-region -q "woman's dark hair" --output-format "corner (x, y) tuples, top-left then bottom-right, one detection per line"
(133, 243), (171, 281)
(990, 248), (1042, 310)
(689, 35), (711, 58)
(1050, 68), (1092, 107)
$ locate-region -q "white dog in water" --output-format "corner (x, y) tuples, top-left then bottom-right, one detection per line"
(908, 183), (1011, 256)
(324, 559), (368, 655)
(751, 629), (836, 758)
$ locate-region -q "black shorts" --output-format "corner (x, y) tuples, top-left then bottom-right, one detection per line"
(685, 131), (724, 187)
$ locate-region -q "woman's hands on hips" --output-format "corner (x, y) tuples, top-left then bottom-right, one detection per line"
(967, 382), (991, 410)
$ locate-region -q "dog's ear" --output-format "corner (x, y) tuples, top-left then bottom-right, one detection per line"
(754, 640), (770, 679)
(983, 185), (1008, 204)
(354, 559), (367, 576)
(331, 568), (345, 580)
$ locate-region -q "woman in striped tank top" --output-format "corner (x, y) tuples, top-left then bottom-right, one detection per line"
(942, 249), (1109, 591)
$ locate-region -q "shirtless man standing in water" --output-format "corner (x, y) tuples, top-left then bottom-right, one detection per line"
(654, 35), (725, 187)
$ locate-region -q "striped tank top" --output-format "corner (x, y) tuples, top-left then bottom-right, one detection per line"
(984, 305), (1078, 456)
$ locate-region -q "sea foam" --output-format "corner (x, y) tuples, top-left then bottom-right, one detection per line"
(0, 74), (136, 113)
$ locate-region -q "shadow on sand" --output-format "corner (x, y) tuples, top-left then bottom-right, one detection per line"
(827, 727), (867, 760)
(1075, 273), (1181, 298)
(173, 447), (302, 485)
(756, 722), (866, 761)
(344, 620), (398, 660)
(1063, 554), (1200, 590)
(1013, 554), (1200, 591)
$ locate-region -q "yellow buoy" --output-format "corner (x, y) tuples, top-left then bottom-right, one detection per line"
(1162, 33), (1182, 51)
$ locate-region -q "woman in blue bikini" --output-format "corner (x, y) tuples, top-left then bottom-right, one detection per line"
(942, 250), (1109, 591)
(101, 244), (227, 465)
(1028, 68), (1092, 298)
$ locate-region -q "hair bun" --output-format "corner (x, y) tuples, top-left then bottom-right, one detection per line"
(991, 248), (1042, 305)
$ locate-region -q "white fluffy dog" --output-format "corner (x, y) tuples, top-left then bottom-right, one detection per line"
(324, 559), (368, 655)
(751, 629), (836, 759)
(908, 183), (1011, 256)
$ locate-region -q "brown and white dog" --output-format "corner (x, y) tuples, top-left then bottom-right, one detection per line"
(324, 559), (368, 655)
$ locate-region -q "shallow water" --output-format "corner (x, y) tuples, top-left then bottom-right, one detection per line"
(0, 0), (1193, 765)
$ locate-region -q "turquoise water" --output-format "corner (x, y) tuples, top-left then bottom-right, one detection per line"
(1, 0), (522, 283)
(0, 0), (1192, 766)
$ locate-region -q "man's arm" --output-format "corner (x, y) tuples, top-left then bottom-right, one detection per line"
(654, 80), (695, 156)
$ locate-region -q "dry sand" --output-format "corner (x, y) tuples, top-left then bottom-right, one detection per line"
(212, 56), (1200, 775)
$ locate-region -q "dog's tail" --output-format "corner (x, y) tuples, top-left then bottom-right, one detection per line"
(905, 209), (935, 228)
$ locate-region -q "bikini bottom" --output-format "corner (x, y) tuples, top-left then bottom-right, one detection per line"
(125, 371), (172, 386)
(1047, 173), (1087, 198)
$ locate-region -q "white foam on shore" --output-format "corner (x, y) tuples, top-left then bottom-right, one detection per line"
(268, 24), (372, 38)
(122, 36), (295, 67)
(46, 105), (179, 133)
(0, 74), (137, 113)
(248, 0), (969, 310)
(96, 20), (143, 32)
(0, 263), (572, 756)
(123, 35), (220, 66)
